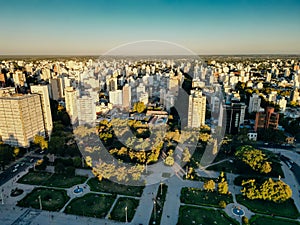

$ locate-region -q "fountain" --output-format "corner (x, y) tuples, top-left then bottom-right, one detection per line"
(232, 206), (245, 217)
(73, 186), (83, 194)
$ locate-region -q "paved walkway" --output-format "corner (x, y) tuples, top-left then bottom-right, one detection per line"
(1, 151), (300, 225)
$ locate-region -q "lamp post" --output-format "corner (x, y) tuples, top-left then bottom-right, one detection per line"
(153, 199), (156, 219)
(125, 206), (128, 223)
(145, 162), (148, 174)
(1, 192), (4, 205)
(38, 195), (42, 210)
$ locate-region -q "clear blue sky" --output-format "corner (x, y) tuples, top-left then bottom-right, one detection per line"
(0, 0), (299, 55)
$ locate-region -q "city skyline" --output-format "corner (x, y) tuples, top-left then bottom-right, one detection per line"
(1, 0), (300, 55)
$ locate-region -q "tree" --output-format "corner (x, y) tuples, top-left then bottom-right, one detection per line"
(33, 135), (48, 150)
(13, 147), (20, 159)
(241, 178), (292, 203)
(133, 102), (146, 113)
(218, 178), (229, 194)
(219, 200), (227, 209)
(164, 156), (174, 166)
(182, 148), (191, 162)
(260, 161), (272, 174)
(235, 145), (272, 174)
(203, 179), (215, 192)
(242, 216), (249, 225)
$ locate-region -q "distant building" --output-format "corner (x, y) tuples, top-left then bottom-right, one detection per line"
(290, 88), (299, 102)
(77, 95), (96, 126)
(0, 94), (45, 147)
(219, 101), (246, 135)
(247, 132), (257, 141)
(65, 86), (78, 124)
(50, 78), (63, 100)
(109, 90), (123, 106)
(254, 107), (279, 131)
(30, 85), (53, 137)
(248, 93), (261, 113)
(122, 84), (131, 109)
(188, 90), (206, 128)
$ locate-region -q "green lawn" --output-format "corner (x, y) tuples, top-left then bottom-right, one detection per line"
(236, 194), (300, 219)
(17, 188), (69, 211)
(42, 174), (87, 188)
(87, 178), (144, 197)
(207, 159), (284, 177)
(17, 171), (52, 185)
(17, 171), (88, 188)
(186, 146), (205, 169)
(181, 187), (233, 208)
(250, 215), (300, 225)
(149, 183), (168, 225)
(64, 193), (115, 218)
(109, 197), (139, 222)
(178, 205), (239, 225)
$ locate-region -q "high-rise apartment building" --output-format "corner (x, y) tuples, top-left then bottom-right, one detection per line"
(254, 107), (279, 131)
(50, 78), (63, 100)
(122, 84), (131, 109)
(77, 95), (96, 126)
(0, 94), (45, 147)
(248, 93), (261, 113)
(65, 86), (78, 124)
(30, 85), (53, 137)
(187, 90), (206, 128)
(109, 90), (123, 106)
(219, 101), (246, 135)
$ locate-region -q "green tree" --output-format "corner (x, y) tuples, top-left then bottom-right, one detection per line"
(242, 216), (249, 225)
(235, 145), (272, 174)
(164, 156), (174, 166)
(218, 178), (229, 194)
(182, 148), (191, 162)
(133, 102), (146, 113)
(219, 200), (227, 209)
(260, 161), (272, 174)
(203, 179), (215, 192)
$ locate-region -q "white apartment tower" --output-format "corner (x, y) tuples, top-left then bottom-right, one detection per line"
(187, 90), (206, 128)
(30, 85), (53, 137)
(0, 94), (45, 147)
(248, 93), (261, 113)
(122, 84), (131, 109)
(65, 86), (78, 124)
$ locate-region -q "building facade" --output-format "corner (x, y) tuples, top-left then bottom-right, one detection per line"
(187, 90), (206, 128)
(30, 85), (53, 137)
(0, 94), (45, 147)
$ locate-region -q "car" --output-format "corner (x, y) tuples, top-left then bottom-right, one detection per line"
(21, 162), (25, 166)
(12, 168), (17, 172)
(14, 164), (19, 168)
(30, 158), (34, 163)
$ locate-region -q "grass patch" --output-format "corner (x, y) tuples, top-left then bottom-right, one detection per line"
(149, 183), (168, 225)
(207, 159), (284, 178)
(42, 174), (87, 188)
(180, 187), (233, 208)
(17, 188), (69, 211)
(64, 193), (115, 218)
(177, 205), (239, 225)
(17, 171), (52, 185)
(250, 215), (300, 225)
(236, 194), (300, 219)
(87, 178), (144, 197)
(109, 197), (139, 222)
(17, 171), (88, 188)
